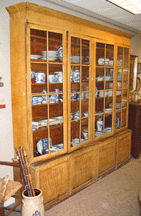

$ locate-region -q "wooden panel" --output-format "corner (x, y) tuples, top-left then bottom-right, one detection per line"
(31, 156), (69, 208)
(69, 145), (98, 194)
(98, 138), (116, 175)
(116, 130), (131, 168)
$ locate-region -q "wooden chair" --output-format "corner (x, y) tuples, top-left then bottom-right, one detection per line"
(0, 161), (24, 216)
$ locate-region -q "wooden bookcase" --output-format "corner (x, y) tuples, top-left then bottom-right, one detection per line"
(7, 2), (132, 208)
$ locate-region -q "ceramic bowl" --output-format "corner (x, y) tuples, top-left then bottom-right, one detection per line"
(82, 129), (88, 140)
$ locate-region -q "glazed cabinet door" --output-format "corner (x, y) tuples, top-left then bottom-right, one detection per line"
(26, 24), (67, 163)
(115, 46), (130, 131)
(68, 33), (92, 152)
(95, 42), (114, 138)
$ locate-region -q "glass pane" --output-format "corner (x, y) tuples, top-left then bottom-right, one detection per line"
(48, 32), (62, 62)
(30, 29), (47, 61)
(81, 95), (89, 117)
(96, 68), (104, 90)
(122, 109), (127, 127)
(50, 125), (64, 153)
(123, 69), (128, 88)
(124, 48), (129, 68)
(71, 37), (80, 63)
(115, 112), (121, 130)
(71, 97), (80, 120)
(105, 68), (113, 89)
(117, 47), (123, 67)
(71, 120), (80, 147)
(96, 43), (105, 66)
(106, 44), (114, 66)
(31, 63), (47, 93)
(95, 93), (104, 113)
(81, 66), (89, 91)
(81, 118), (88, 141)
(82, 39), (89, 64)
(71, 66), (80, 91)
(116, 90), (122, 110)
(95, 114), (103, 137)
(122, 89), (127, 108)
(104, 113), (112, 134)
(49, 64), (63, 93)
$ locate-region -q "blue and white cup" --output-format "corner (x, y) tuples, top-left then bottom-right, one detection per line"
(35, 72), (45, 83)
(32, 97), (38, 105)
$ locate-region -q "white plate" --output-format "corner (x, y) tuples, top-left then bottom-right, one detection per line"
(40, 57), (47, 60)
(30, 55), (41, 59)
(105, 108), (112, 112)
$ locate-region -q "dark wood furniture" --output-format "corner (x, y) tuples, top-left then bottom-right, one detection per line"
(128, 101), (141, 158)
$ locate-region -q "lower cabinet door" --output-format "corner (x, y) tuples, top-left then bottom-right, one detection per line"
(116, 130), (131, 168)
(98, 137), (116, 175)
(30, 155), (69, 209)
(69, 145), (98, 194)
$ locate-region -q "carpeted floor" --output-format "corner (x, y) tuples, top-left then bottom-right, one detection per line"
(7, 156), (141, 216)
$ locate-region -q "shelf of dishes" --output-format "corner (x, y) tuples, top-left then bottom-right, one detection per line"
(35, 137), (64, 156)
(31, 91), (89, 105)
(31, 69), (89, 85)
(32, 111), (89, 130)
(30, 49), (89, 64)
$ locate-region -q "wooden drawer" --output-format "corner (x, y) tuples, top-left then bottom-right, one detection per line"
(116, 130), (131, 168)
(98, 137), (116, 176)
(30, 155), (69, 209)
(69, 145), (98, 195)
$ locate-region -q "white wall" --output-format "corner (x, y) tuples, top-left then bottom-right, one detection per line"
(131, 33), (141, 62)
(0, 0), (141, 205)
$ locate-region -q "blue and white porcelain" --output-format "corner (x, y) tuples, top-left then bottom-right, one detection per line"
(104, 127), (112, 134)
(37, 97), (43, 104)
(71, 89), (77, 100)
(31, 70), (35, 79)
(98, 58), (104, 65)
(49, 75), (57, 83)
(95, 87), (98, 98)
(83, 111), (88, 117)
(37, 138), (52, 155)
(32, 97), (38, 105)
(73, 70), (80, 83)
(57, 46), (63, 61)
(95, 131), (103, 137)
(116, 116), (120, 129)
(35, 72), (45, 83)
(85, 56), (89, 63)
(54, 72), (63, 83)
(71, 68), (74, 83)
(97, 118), (103, 132)
(73, 111), (80, 120)
(49, 95), (57, 103)
(82, 129), (88, 140)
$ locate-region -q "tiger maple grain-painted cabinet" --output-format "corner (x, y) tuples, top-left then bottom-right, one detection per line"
(7, 2), (132, 208)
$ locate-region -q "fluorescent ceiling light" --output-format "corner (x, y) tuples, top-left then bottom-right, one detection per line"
(106, 0), (141, 14)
